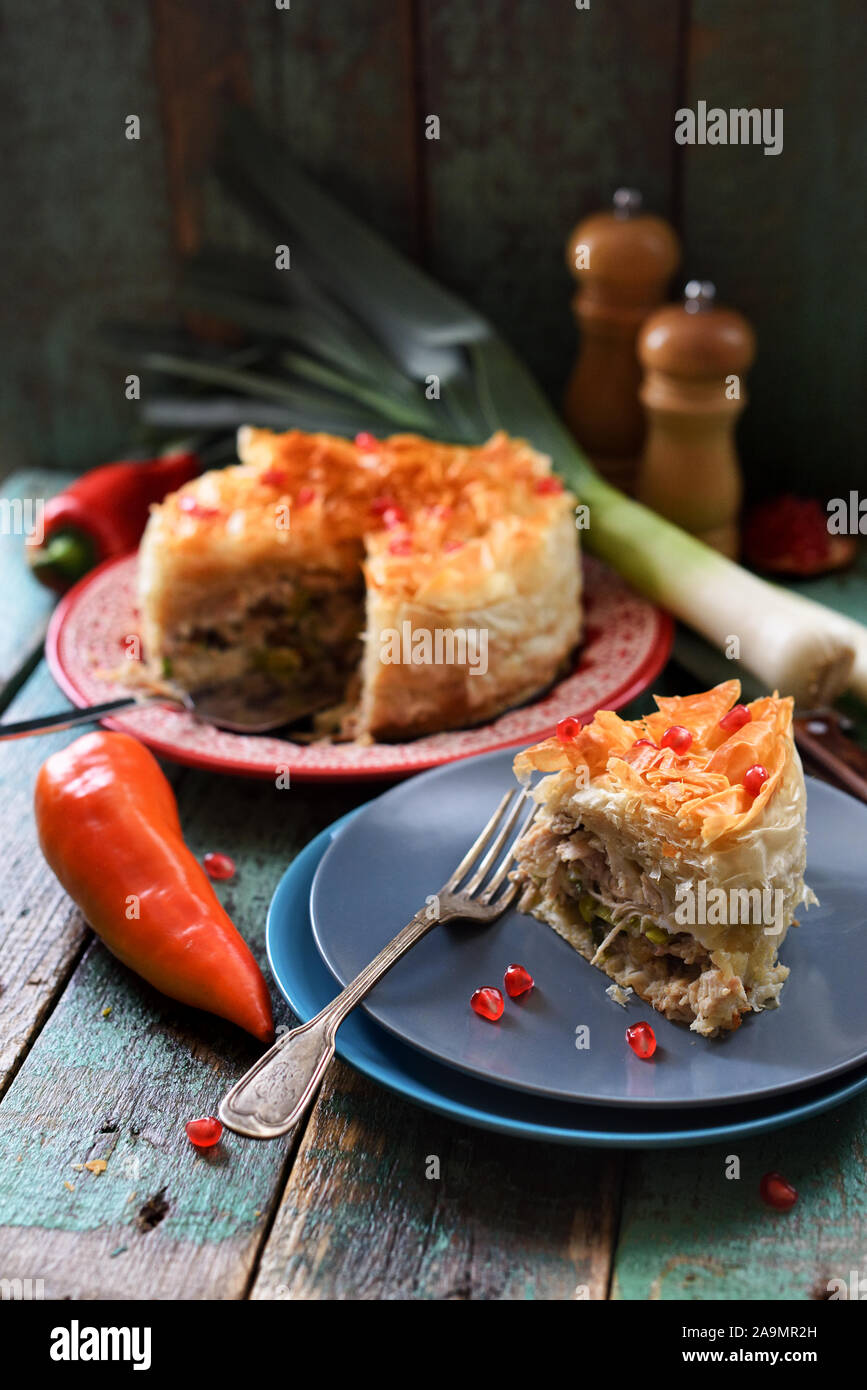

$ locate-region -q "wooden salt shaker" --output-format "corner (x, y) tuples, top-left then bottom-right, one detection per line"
(636, 281), (756, 558)
(563, 189), (680, 492)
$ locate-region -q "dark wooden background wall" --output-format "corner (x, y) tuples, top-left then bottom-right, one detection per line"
(1, 0), (864, 495)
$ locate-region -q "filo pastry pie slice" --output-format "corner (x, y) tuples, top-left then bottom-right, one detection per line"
(512, 681), (816, 1036)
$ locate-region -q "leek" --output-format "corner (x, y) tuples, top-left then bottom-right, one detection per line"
(112, 106), (865, 708)
(578, 476), (857, 707)
(468, 337), (860, 707)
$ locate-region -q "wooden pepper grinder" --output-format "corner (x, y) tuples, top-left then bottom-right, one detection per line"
(636, 281), (756, 558)
(563, 189), (680, 492)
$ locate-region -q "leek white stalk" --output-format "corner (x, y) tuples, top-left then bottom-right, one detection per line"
(574, 471), (857, 708)
(784, 601), (867, 703)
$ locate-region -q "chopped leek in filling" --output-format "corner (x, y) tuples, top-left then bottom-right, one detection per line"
(514, 814), (794, 1037)
(158, 576), (364, 724)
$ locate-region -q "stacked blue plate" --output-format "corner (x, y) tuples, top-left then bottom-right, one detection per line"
(267, 750), (867, 1147)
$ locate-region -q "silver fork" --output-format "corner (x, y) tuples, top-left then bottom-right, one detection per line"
(219, 786), (539, 1139)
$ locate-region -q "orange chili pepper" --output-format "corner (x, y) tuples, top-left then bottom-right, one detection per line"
(34, 732), (274, 1043)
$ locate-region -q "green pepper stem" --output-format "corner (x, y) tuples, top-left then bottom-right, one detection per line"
(28, 530), (96, 585)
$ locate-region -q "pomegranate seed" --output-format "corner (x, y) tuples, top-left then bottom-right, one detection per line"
(178, 497), (220, 520)
(504, 964), (534, 998)
(660, 725), (692, 753)
(626, 1021), (657, 1059)
(369, 495), (397, 516)
(382, 506), (407, 529)
(260, 469), (289, 488)
(203, 852), (235, 881)
(388, 537), (413, 556)
(719, 703), (751, 733)
(534, 476), (564, 495)
(633, 738), (657, 750)
(743, 764), (769, 797)
(295, 486), (316, 506)
(430, 503), (453, 519)
(470, 987), (504, 1022)
(556, 716), (582, 742)
(760, 1171), (797, 1210)
(355, 432), (378, 450)
(185, 1116), (223, 1149)
(443, 540), (464, 552)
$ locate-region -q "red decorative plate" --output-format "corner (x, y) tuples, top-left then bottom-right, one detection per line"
(46, 553), (672, 782)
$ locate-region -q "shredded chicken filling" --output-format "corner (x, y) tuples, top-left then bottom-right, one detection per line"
(514, 811), (790, 1035)
(159, 575), (364, 720)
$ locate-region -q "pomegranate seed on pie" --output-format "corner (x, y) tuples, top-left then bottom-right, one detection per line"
(719, 703), (751, 732)
(660, 725), (692, 753)
(743, 764), (769, 797)
(556, 716), (582, 742)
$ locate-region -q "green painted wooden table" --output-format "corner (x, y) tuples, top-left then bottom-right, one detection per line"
(0, 470), (865, 1302)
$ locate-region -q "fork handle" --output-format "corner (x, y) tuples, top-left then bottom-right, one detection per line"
(219, 909), (438, 1138)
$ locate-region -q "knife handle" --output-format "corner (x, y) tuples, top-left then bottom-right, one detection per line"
(794, 710), (867, 805)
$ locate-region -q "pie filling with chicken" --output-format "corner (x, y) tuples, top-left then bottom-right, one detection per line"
(137, 427), (581, 741)
(512, 681), (815, 1037)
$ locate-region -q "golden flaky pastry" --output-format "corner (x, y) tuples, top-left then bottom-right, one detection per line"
(512, 681), (815, 1036)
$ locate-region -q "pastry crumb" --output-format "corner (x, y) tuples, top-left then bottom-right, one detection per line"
(605, 982), (633, 1008)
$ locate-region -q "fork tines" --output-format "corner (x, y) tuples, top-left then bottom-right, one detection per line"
(444, 787), (539, 907)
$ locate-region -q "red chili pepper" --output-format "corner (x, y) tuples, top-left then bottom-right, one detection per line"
(26, 450), (200, 591)
(34, 732), (274, 1043)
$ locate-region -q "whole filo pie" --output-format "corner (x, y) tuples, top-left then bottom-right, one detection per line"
(511, 681), (816, 1037)
(137, 428), (582, 740)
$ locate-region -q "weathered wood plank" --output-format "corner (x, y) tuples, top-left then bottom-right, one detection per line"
(0, 489), (84, 1091)
(0, 666), (89, 1096)
(239, 0), (420, 256)
(2, 0), (420, 474)
(0, 472), (74, 705)
(0, 658), (371, 1297)
(418, 0), (683, 397)
(0, 0), (176, 471)
(169, 0), (420, 262)
(252, 1062), (622, 1300)
(612, 1095), (867, 1300)
(682, 0), (867, 497)
(0, 937), (297, 1300)
(150, 0), (250, 257)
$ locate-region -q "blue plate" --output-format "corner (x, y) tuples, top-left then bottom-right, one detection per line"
(309, 750), (867, 1109)
(267, 812), (867, 1147)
